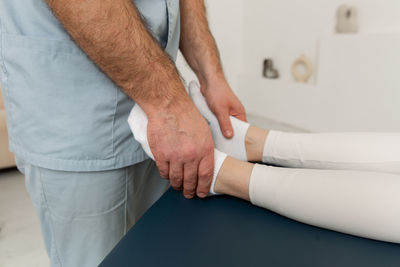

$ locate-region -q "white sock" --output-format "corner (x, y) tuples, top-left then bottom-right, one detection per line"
(188, 81), (250, 162)
(127, 104), (227, 195)
(127, 105), (154, 160)
(211, 149), (228, 195)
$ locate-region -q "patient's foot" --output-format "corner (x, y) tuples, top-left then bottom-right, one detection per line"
(189, 81), (268, 162)
(127, 104), (227, 196)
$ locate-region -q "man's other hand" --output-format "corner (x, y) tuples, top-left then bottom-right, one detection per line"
(201, 78), (247, 139)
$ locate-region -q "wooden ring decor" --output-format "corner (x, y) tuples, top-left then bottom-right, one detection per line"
(292, 55), (313, 83)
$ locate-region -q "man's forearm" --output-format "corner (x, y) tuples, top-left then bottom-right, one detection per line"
(179, 0), (224, 86)
(46, 0), (188, 115)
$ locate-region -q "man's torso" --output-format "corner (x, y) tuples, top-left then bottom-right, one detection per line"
(0, 0), (180, 171)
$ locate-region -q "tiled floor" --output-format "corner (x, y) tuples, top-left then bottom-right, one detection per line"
(0, 167), (49, 267)
(0, 114), (302, 267)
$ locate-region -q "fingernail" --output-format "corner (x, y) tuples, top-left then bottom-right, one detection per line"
(184, 194), (193, 199)
(225, 130), (232, 137)
(198, 193), (207, 198)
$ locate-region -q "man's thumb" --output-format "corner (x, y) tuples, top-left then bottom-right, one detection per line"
(216, 111), (233, 139)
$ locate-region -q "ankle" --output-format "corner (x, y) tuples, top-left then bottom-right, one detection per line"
(245, 126), (269, 162)
(214, 157), (253, 201)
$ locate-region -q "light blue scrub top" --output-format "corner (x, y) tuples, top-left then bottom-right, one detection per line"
(0, 0), (180, 171)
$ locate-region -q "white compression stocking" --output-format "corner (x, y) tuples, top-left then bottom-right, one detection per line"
(249, 164), (400, 243)
(127, 104), (227, 195)
(263, 131), (400, 175)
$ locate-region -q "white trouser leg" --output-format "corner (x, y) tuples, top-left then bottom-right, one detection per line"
(249, 164), (400, 243)
(263, 131), (400, 174)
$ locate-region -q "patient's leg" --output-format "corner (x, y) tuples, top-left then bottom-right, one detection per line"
(246, 128), (400, 175)
(215, 158), (400, 244)
(128, 101), (400, 243)
(189, 81), (400, 174)
(261, 131), (400, 175)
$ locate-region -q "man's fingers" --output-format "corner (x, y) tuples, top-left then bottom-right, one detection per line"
(196, 152), (214, 197)
(216, 109), (234, 139)
(155, 160), (169, 179)
(183, 160), (199, 198)
(182, 161), (199, 199)
(169, 161), (183, 191)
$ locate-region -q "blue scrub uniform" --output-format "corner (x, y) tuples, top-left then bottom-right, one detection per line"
(0, 0), (180, 266)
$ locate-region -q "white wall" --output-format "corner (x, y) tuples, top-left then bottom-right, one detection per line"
(177, 0), (400, 132)
(242, 0), (400, 81)
(238, 0), (400, 132)
(176, 0), (244, 93)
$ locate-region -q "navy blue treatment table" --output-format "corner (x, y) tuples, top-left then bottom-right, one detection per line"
(100, 188), (400, 267)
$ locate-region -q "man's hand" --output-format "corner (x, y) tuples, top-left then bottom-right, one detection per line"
(147, 102), (214, 199)
(200, 78), (247, 138)
(179, 0), (247, 138)
(46, 0), (216, 198)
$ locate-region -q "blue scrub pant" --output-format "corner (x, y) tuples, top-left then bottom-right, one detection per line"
(15, 156), (169, 267)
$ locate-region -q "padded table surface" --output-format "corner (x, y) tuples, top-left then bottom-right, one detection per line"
(100, 188), (400, 267)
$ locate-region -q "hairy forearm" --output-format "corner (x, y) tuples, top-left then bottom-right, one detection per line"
(179, 0), (224, 85)
(46, 0), (188, 115)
